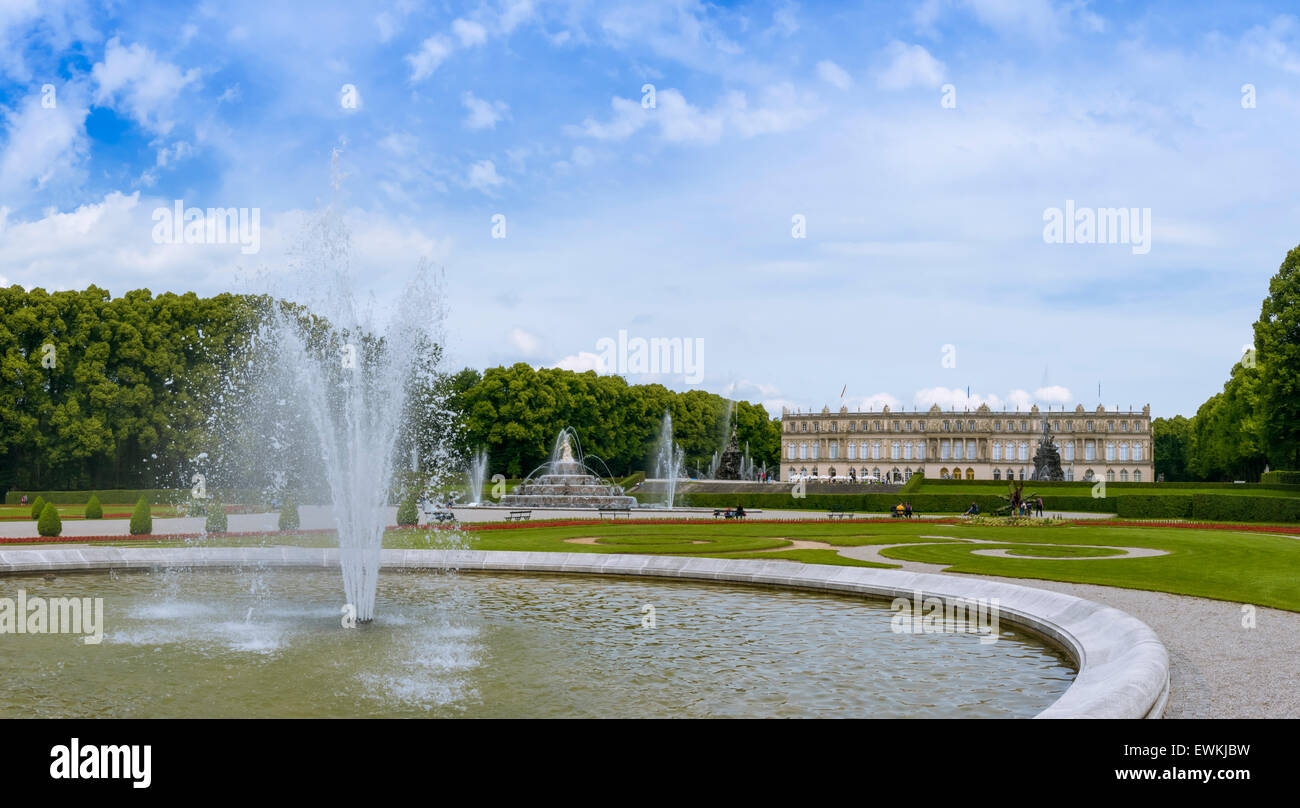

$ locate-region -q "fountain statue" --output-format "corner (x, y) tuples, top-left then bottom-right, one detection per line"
(714, 428), (744, 480)
(652, 411), (685, 508)
(1030, 417), (1066, 482)
(499, 429), (637, 508)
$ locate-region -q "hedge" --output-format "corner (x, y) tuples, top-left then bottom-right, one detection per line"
(1261, 471), (1300, 486)
(205, 500), (228, 533)
(677, 491), (1113, 515)
(919, 478), (1300, 492)
(6, 489), (184, 505)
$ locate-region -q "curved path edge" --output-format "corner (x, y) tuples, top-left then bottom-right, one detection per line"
(0, 546), (1170, 720)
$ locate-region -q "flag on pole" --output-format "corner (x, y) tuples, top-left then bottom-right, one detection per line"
(840, 384), (846, 399)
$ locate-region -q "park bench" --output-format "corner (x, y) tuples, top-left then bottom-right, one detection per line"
(505, 509), (532, 522)
(712, 509), (747, 520)
(827, 505), (853, 520)
(598, 506), (632, 520)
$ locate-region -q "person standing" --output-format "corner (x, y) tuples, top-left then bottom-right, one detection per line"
(1035, 496), (1044, 517)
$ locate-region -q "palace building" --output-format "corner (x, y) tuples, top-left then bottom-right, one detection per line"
(780, 403), (1153, 484)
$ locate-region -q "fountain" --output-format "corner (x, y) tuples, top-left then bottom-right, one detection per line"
(257, 204), (451, 623)
(465, 448), (490, 505)
(652, 411), (686, 508)
(714, 428), (744, 480)
(1030, 417), (1066, 482)
(498, 429), (637, 509)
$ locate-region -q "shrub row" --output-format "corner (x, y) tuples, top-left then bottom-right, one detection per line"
(1111, 494), (1300, 522)
(919, 478), (1300, 492)
(5, 489), (184, 505)
(1261, 470), (1300, 486)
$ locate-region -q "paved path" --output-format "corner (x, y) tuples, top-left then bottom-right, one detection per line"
(833, 541), (1298, 719)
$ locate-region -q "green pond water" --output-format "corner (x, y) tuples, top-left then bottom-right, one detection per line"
(1, 569), (1075, 718)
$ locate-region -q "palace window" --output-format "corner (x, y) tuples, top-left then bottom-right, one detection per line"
(893, 421), (900, 431)
(872, 442), (881, 460)
(1134, 471), (1142, 482)
(1120, 421), (1129, 432)
(812, 444), (820, 459)
(1119, 443), (1129, 461)
(968, 420), (975, 431)
(1088, 421), (1095, 432)
(1133, 442), (1143, 461)
(1008, 421), (1016, 432)
(830, 443), (838, 459)
(891, 441), (900, 460)
(1063, 443), (1074, 461)
(967, 440), (976, 460)
(799, 442), (807, 460)
(1107, 421), (1114, 432)
(1120, 470), (1129, 482)
(993, 441), (1002, 461)
(917, 421), (926, 432)
(1085, 442), (1096, 461)
(848, 443), (857, 459)
(1105, 442), (1115, 461)
(801, 422), (807, 432)
(916, 442), (926, 460)
(813, 422), (820, 433)
(830, 421), (837, 433)
(993, 469), (1001, 480)
(905, 421), (912, 432)
(1106, 470), (1116, 482)
(941, 441), (950, 460)
(954, 420), (963, 432)
(849, 421), (856, 432)
(1019, 442), (1029, 461)
(1006, 468), (1015, 480)
(994, 421), (1002, 431)
(953, 441), (964, 460)
(788, 444), (796, 460)
(904, 442), (913, 460)
(942, 420), (950, 432)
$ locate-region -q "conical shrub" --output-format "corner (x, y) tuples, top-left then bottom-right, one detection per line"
(84, 495), (103, 520)
(277, 497), (300, 531)
(396, 492), (419, 526)
(37, 502), (62, 537)
(205, 498), (228, 533)
(30, 496), (45, 520)
(129, 497), (152, 535)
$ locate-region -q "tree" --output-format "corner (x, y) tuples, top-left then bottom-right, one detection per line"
(129, 497), (152, 535)
(37, 502), (62, 537)
(396, 492), (418, 526)
(278, 497), (300, 530)
(84, 494), (103, 519)
(1152, 416), (1192, 481)
(205, 498), (227, 533)
(1254, 243), (1300, 469)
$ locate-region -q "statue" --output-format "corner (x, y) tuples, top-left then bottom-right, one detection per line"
(714, 428), (744, 480)
(1030, 416), (1065, 482)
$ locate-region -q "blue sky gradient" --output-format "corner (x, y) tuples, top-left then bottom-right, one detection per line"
(1, 0), (1298, 418)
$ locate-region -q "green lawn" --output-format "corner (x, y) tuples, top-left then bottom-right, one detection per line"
(915, 482), (1300, 497)
(0, 503), (182, 520)
(64, 519), (1299, 613)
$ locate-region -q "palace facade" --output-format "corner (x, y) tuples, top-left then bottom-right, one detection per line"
(780, 403), (1153, 484)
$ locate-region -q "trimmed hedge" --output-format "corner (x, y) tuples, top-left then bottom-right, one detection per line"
(1261, 470), (1300, 486)
(37, 502), (62, 537)
(205, 500), (228, 533)
(920, 478), (1300, 492)
(6, 489), (184, 505)
(278, 499), (300, 531)
(84, 495), (103, 519)
(898, 471), (925, 494)
(129, 497), (152, 535)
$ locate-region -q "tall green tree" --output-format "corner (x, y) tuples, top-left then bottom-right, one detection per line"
(1254, 244), (1300, 469)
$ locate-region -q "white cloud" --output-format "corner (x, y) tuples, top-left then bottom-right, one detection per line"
(568, 85), (818, 145)
(1242, 14), (1300, 74)
(407, 35), (453, 81)
(498, 0), (535, 33)
(910, 386), (1077, 412)
(509, 327), (540, 356)
(1033, 385), (1073, 403)
(466, 159), (504, 193)
(875, 41), (945, 90)
(816, 59), (852, 90)
(0, 83), (89, 205)
(462, 92), (509, 130)
(92, 37), (200, 135)
(552, 351), (605, 372)
(452, 18), (488, 47)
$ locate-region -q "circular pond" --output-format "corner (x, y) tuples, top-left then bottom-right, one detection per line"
(2, 569), (1075, 718)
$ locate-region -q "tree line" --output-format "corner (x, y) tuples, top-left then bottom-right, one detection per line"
(0, 285), (780, 497)
(1152, 243), (1300, 481)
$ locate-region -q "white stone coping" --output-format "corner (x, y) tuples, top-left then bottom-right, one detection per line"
(0, 547), (1169, 719)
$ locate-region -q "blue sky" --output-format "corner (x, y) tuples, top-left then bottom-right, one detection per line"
(1, 0), (1299, 419)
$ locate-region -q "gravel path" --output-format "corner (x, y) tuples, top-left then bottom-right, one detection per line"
(837, 542), (1300, 719)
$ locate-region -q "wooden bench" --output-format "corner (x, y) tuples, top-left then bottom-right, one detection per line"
(712, 509), (747, 520)
(504, 510), (532, 522)
(598, 506), (632, 520)
(827, 506), (853, 520)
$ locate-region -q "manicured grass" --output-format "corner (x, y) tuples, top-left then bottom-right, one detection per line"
(22, 518), (1300, 613)
(0, 503), (182, 520)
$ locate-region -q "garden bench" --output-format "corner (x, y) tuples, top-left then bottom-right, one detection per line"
(827, 506), (853, 520)
(598, 506), (632, 519)
(505, 510), (532, 522)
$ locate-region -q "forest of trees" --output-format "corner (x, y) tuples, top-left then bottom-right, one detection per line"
(1153, 242), (1300, 481)
(0, 285), (780, 497)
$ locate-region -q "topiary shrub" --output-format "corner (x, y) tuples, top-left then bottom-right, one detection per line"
(205, 499), (228, 533)
(84, 495), (103, 520)
(396, 493), (419, 526)
(37, 502), (62, 537)
(30, 496), (45, 520)
(129, 497), (152, 535)
(278, 498), (300, 531)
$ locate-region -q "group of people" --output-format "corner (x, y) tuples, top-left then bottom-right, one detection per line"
(964, 497), (1045, 517)
(891, 502), (915, 519)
